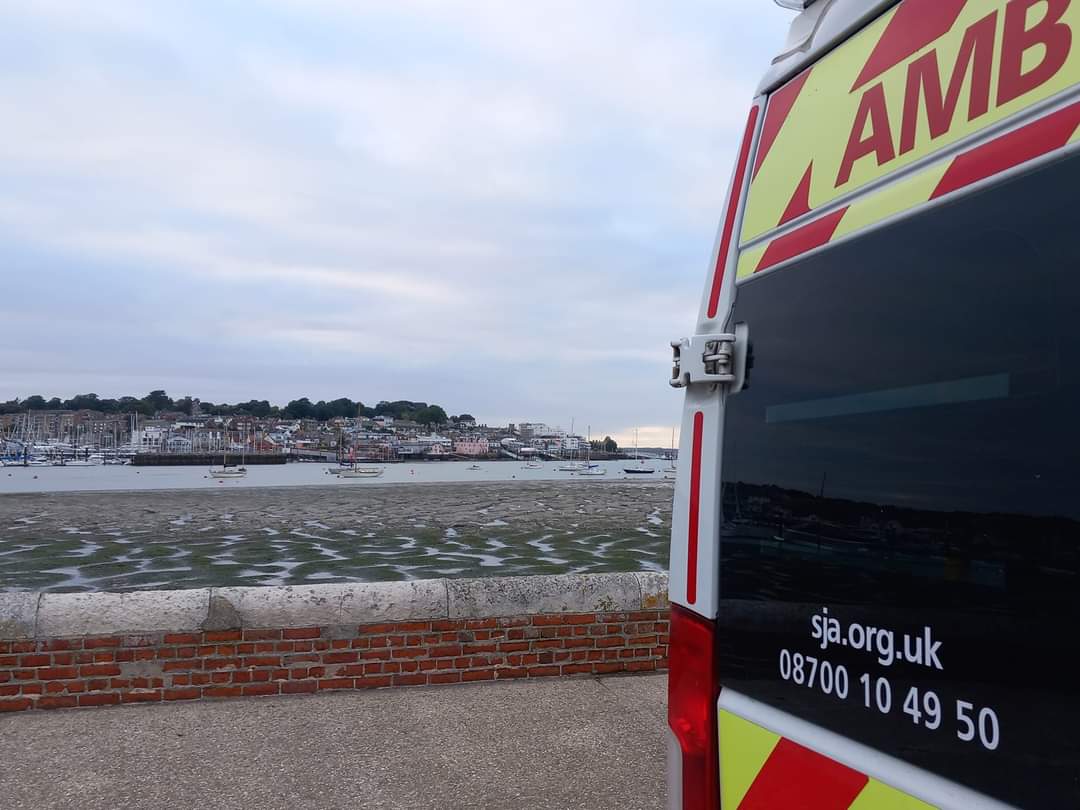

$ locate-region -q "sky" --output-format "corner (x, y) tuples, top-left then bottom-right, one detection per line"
(0, 1), (791, 447)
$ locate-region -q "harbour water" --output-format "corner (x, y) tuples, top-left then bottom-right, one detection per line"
(0, 458), (671, 495)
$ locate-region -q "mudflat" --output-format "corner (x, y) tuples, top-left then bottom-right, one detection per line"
(0, 480), (672, 592)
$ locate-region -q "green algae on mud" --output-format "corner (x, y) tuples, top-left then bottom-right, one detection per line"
(0, 480), (672, 592)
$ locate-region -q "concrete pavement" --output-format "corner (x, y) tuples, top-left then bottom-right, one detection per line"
(1, 674), (668, 810)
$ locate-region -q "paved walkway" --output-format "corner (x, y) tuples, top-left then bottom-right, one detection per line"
(2, 674), (667, 810)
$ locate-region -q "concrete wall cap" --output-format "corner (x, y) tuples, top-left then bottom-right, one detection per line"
(634, 571), (671, 611)
(211, 585), (348, 630)
(446, 573), (643, 619)
(2, 573), (669, 639)
(36, 589), (211, 637)
(339, 580), (448, 625)
(0, 592), (38, 639)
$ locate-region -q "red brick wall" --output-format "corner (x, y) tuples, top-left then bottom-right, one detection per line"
(0, 609), (669, 712)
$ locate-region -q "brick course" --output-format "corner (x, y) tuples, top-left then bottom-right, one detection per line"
(0, 610), (668, 713)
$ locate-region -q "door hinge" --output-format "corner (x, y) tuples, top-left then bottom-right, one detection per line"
(669, 323), (749, 391)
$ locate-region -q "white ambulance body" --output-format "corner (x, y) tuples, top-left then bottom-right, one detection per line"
(667, 1), (1080, 807)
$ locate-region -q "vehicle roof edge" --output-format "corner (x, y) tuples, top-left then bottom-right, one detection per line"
(758, 0), (901, 95)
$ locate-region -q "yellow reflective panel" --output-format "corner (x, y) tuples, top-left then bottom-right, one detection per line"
(717, 709), (780, 809)
(742, 0), (1080, 245)
(735, 244), (767, 281)
(848, 778), (938, 810)
(831, 160), (951, 241)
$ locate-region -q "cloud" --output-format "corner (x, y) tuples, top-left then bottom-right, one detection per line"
(0, 0), (792, 433)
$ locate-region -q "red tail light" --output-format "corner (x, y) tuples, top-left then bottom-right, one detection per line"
(668, 604), (720, 809)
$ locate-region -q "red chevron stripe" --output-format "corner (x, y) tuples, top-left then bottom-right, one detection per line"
(852, 0), (967, 92)
(932, 99), (1080, 198)
(738, 738), (869, 810)
(778, 162), (814, 226)
(753, 68), (812, 179)
(756, 206), (848, 273)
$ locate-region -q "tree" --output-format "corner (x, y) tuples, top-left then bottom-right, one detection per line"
(284, 398), (314, 419)
(22, 395), (46, 410)
(118, 396), (153, 416)
(236, 399), (273, 418)
(414, 405), (448, 427)
(143, 390), (173, 414)
(456, 413), (476, 424)
(592, 436), (618, 453)
(65, 393), (102, 412)
(325, 398), (357, 419)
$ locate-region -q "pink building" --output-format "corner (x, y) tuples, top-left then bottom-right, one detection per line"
(454, 438), (491, 457)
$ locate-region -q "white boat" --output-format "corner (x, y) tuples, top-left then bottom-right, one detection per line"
(521, 461), (542, 469)
(467, 464), (482, 471)
(336, 466), (384, 479)
(209, 467), (247, 479)
(209, 439), (246, 478)
(575, 428), (607, 475)
(556, 418), (586, 471)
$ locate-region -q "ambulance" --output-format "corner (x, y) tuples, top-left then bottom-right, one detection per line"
(666, 0), (1080, 807)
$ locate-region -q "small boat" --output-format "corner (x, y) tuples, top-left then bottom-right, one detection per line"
(336, 466), (384, 479)
(663, 427), (677, 476)
(209, 467), (247, 479)
(575, 428), (606, 476)
(624, 429), (655, 474)
(466, 464), (482, 471)
(210, 441), (246, 478)
(521, 461), (542, 469)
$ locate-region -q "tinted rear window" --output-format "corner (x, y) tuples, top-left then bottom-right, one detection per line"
(718, 150), (1080, 807)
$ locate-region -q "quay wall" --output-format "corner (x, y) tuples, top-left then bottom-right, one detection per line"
(131, 453), (287, 466)
(0, 572), (668, 713)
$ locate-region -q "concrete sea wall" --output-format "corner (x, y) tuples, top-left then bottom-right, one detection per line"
(0, 572), (669, 712)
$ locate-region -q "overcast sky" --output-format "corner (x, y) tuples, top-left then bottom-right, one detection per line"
(0, 1), (790, 446)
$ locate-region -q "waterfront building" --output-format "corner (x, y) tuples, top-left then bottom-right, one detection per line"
(453, 438), (490, 457)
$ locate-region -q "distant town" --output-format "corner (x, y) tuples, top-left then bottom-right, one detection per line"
(0, 391), (647, 465)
